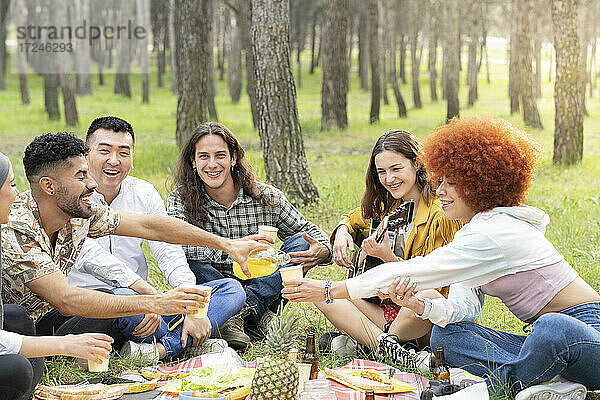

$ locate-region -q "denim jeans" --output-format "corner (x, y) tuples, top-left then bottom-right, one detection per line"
(430, 301), (600, 394)
(112, 278), (245, 359)
(187, 232), (310, 319)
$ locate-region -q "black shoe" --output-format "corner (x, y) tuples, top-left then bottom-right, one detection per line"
(319, 331), (342, 353)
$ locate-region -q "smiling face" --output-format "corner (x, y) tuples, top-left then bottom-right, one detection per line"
(374, 150), (420, 202)
(436, 178), (476, 223)
(54, 156), (97, 219)
(192, 134), (237, 196)
(86, 128), (134, 197)
(0, 163), (19, 224)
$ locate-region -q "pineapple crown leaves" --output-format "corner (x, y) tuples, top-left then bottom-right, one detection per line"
(264, 306), (302, 357)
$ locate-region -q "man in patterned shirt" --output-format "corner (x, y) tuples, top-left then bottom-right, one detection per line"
(167, 122), (332, 349)
(1, 132), (265, 340)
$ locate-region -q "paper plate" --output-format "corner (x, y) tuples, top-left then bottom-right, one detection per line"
(323, 369), (418, 394)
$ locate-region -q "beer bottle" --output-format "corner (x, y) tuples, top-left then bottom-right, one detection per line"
(301, 332), (319, 380)
(365, 390), (375, 400)
(432, 347), (450, 382)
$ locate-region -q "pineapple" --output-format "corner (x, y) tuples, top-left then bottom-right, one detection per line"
(250, 306), (301, 400)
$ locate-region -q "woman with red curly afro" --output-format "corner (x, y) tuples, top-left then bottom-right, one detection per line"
(283, 117), (600, 400)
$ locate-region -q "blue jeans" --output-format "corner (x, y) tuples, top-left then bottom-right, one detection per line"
(430, 302), (600, 394)
(187, 232), (309, 319)
(112, 278), (245, 358)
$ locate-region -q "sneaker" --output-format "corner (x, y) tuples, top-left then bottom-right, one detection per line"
(182, 338), (228, 358)
(319, 331), (342, 353)
(376, 333), (419, 370)
(330, 334), (359, 356)
(515, 381), (586, 400)
(119, 340), (159, 365)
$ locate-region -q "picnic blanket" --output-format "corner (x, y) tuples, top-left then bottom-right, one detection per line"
(145, 352), (427, 400)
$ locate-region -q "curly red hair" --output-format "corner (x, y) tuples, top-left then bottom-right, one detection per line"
(421, 117), (542, 213)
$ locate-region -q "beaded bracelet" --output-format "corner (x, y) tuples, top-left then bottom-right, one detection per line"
(324, 280), (333, 304)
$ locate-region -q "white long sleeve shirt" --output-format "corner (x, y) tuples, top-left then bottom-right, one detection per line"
(68, 176), (196, 290)
(0, 330), (22, 355)
(347, 205), (564, 326)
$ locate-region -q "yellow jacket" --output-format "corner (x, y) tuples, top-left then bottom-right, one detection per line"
(330, 196), (462, 297)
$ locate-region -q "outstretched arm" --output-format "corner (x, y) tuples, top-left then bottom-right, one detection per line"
(27, 271), (207, 318)
(20, 333), (113, 362)
(113, 210), (268, 274)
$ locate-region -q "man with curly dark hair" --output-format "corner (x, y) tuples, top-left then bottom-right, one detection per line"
(284, 117), (600, 400)
(1, 132), (265, 346)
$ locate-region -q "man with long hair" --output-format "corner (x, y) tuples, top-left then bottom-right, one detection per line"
(167, 122), (332, 350)
(68, 117), (246, 362)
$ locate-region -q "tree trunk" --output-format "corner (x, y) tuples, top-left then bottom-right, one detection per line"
(15, 0), (30, 104)
(428, 0), (439, 102)
(206, 0), (218, 121)
(73, 0), (92, 96)
(137, 0), (151, 104)
(114, 1), (133, 97)
(232, 0), (259, 127)
(0, 0), (9, 90)
(169, 0), (177, 94)
(390, 25), (407, 118)
(251, 0), (319, 205)
(399, 33), (407, 84)
(55, 0), (78, 126)
(309, 8), (318, 74)
(444, 0), (460, 121)
(508, 3), (520, 114)
(534, 14), (542, 98)
(380, 0), (389, 105)
(466, 0), (479, 106)
(409, 0), (422, 108)
(44, 74), (60, 120)
(321, 0), (349, 130)
(347, 13), (354, 76)
(358, 10), (369, 90)
(228, 16), (242, 103)
(368, 0), (380, 123)
(516, 0), (543, 129)
(552, 0), (583, 165)
(174, 0), (211, 147)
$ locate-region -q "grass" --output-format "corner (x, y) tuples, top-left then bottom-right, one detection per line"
(1, 41), (600, 399)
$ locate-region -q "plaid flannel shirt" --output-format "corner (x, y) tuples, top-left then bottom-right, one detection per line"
(166, 182), (332, 277)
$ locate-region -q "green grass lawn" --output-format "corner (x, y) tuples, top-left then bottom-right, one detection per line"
(1, 44), (599, 398)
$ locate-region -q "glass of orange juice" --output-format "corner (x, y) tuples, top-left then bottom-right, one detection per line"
(279, 265), (303, 285)
(258, 225), (278, 245)
(189, 285), (212, 318)
(88, 354), (109, 372)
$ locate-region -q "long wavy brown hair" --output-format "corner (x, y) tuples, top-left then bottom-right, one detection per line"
(361, 130), (434, 220)
(171, 122), (274, 227)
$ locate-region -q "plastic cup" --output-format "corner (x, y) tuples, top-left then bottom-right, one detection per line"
(258, 225), (278, 244)
(280, 265), (303, 285)
(88, 354), (109, 372)
(189, 285), (212, 318)
(297, 363), (312, 391)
